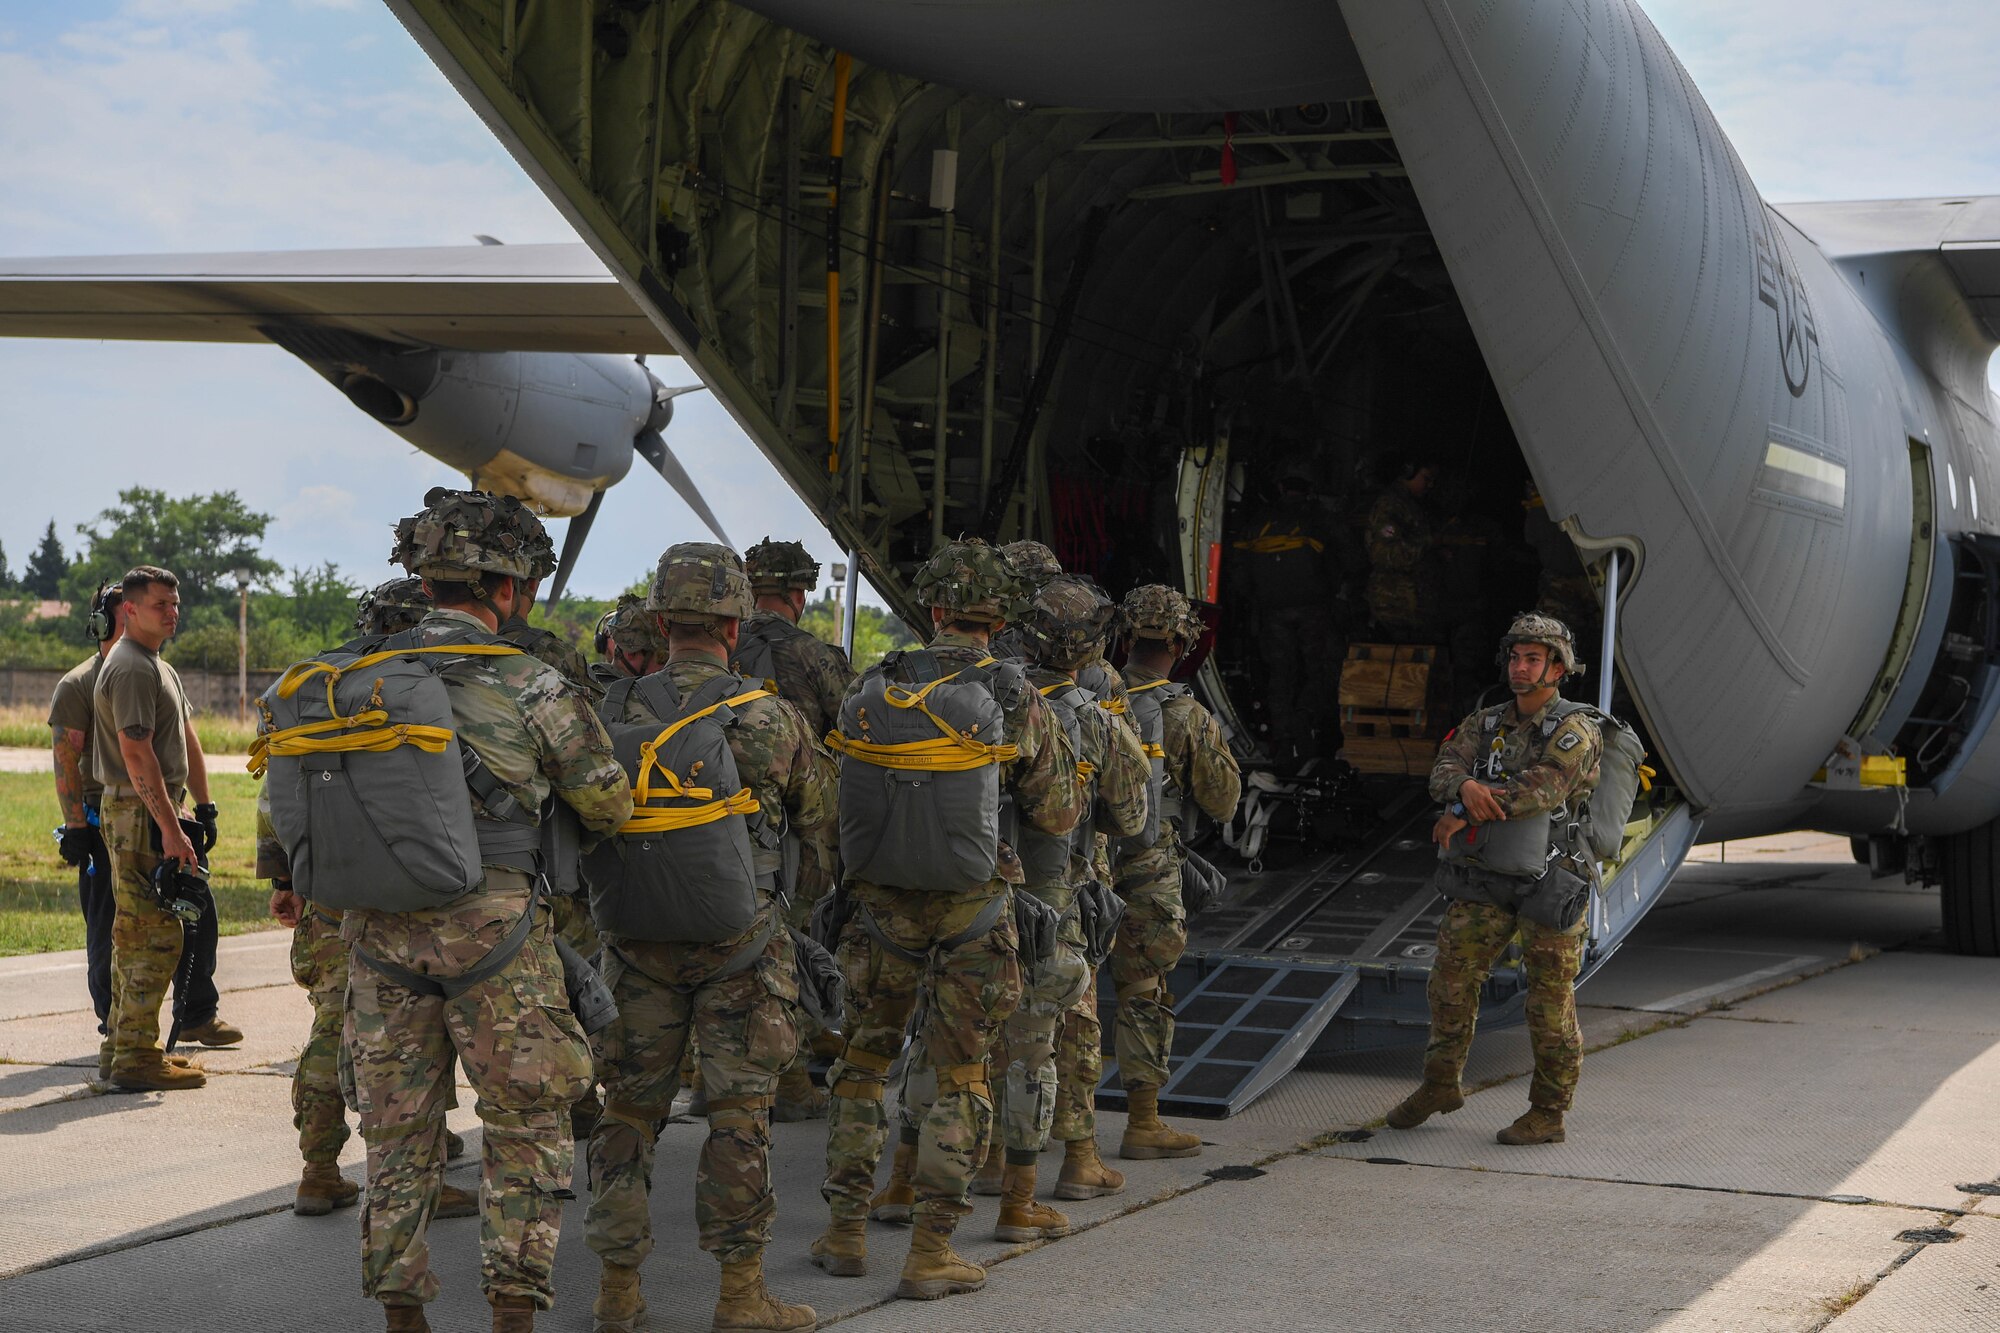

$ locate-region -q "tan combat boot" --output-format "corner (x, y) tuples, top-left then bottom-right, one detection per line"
(868, 1141), (917, 1224)
(995, 1164), (1070, 1242)
(436, 1183), (479, 1219)
(1496, 1107), (1566, 1145)
(712, 1253), (817, 1331)
(178, 1017), (244, 1047)
(808, 1217), (867, 1277)
(383, 1302), (430, 1332)
(490, 1293), (537, 1332)
(1118, 1086), (1201, 1159)
(1055, 1138), (1125, 1200)
(894, 1226), (986, 1301)
(773, 1064), (828, 1123)
(592, 1260), (645, 1333)
(109, 1051), (207, 1093)
(1385, 1081), (1465, 1129)
(969, 1139), (1005, 1196)
(446, 1128), (467, 1161)
(294, 1161), (360, 1216)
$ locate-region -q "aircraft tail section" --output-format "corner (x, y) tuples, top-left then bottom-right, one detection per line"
(1338, 0), (1913, 819)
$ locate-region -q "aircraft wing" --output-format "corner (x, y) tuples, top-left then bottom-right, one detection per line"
(1776, 196), (2000, 341)
(0, 242), (671, 354)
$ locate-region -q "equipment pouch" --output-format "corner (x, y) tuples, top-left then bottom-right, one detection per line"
(1438, 812), (1552, 878)
(1076, 879), (1125, 967)
(1518, 861), (1591, 931)
(553, 935), (619, 1035)
(1179, 847), (1228, 917)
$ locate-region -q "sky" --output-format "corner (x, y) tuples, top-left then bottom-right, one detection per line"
(2, 0), (1998, 598)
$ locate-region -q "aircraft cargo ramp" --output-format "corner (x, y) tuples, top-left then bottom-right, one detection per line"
(1098, 774), (1699, 1118)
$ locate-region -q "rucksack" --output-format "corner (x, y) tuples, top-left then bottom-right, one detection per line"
(729, 616), (789, 688)
(1018, 679), (1095, 886)
(253, 634), (529, 912)
(584, 671), (772, 942)
(1119, 676), (1189, 853)
(828, 649), (1026, 892)
(1547, 699), (1650, 861)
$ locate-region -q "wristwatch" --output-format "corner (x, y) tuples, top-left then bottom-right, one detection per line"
(1448, 801), (1467, 818)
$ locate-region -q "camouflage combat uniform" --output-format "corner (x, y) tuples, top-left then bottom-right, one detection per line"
(343, 606), (630, 1312)
(256, 792), (352, 1165)
(1425, 696), (1602, 1111)
(1110, 666), (1242, 1093)
(821, 628), (1083, 1238)
(584, 657), (836, 1270)
(1365, 485), (1444, 640)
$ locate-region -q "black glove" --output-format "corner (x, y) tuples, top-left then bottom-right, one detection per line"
(789, 927), (847, 1030)
(192, 803), (220, 855)
(56, 825), (93, 868)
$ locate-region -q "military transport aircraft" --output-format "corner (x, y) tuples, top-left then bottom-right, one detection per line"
(0, 239), (727, 601)
(7, 0), (1998, 1115)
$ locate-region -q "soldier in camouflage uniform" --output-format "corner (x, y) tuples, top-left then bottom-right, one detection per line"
(261, 579), (476, 1221)
(989, 540), (1063, 662)
(732, 539), (852, 1121)
(585, 543), (835, 1333)
(1109, 587), (1242, 1160)
(1387, 614), (1602, 1147)
(813, 538), (1082, 1302)
(346, 489), (631, 1333)
(1364, 460), (1445, 640)
(592, 593), (671, 689)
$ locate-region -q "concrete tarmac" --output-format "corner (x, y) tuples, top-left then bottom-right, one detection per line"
(3, 834), (1996, 1331)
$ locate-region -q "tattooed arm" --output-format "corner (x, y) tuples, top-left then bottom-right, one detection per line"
(51, 724), (88, 827)
(118, 725), (197, 864)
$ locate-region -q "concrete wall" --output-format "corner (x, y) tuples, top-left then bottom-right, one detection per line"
(0, 666), (283, 714)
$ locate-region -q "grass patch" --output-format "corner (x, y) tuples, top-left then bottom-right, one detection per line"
(0, 703), (259, 755)
(0, 769), (275, 956)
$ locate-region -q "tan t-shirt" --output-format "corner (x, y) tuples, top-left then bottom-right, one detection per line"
(92, 638), (192, 793)
(47, 653), (104, 802)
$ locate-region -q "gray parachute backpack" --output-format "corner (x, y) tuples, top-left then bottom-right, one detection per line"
(829, 649), (1026, 891)
(254, 632), (526, 912)
(584, 671), (772, 941)
(1119, 676), (1188, 853)
(1547, 699), (1650, 860)
(729, 616), (789, 690)
(1017, 679), (1094, 886)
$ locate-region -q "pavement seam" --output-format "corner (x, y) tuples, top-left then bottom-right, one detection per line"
(1318, 1152), (1968, 1217)
(0, 979), (292, 1024)
(1810, 1208), (1968, 1330)
(0, 1199), (299, 1283)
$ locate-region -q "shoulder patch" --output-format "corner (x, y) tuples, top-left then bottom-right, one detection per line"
(1555, 731), (1582, 752)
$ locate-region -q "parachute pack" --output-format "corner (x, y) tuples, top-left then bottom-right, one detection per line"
(1017, 678), (1096, 886)
(585, 671), (772, 942)
(826, 649), (1026, 892)
(1119, 676), (1188, 853)
(252, 634), (531, 913)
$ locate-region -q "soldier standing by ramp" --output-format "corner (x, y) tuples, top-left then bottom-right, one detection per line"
(583, 542), (835, 1333)
(265, 489), (631, 1332)
(813, 539), (1081, 1301)
(1387, 614), (1602, 1147)
(1109, 586), (1242, 1159)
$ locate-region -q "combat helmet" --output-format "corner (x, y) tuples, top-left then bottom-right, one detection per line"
(914, 537), (1026, 625)
(1499, 612), (1586, 678)
(594, 592), (670, 659)
(1000, 540), (1063, 589)
(390, 487), (557, 582)
(648, 542), (753, 627)
(353, 577), (432, 635)
(1018, 574), (1116, 670)
(743, 537), (820, 594)
(1120, 584), (1204, 652)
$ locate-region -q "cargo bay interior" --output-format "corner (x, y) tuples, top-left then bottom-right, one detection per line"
(489, 13), (1688, 1109)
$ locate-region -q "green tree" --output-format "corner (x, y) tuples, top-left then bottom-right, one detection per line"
(64, 489), (281, 615)
(270, 562), (362, 647)
(799, 595), (918, 673)
(22, 519), (66, 599)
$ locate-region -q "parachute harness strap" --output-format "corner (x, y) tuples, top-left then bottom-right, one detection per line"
(249, 645), (523, 777)
(1127, 677), (1171, 758)
(623, 687), (772, 834)
(825, 657), (1019, 773)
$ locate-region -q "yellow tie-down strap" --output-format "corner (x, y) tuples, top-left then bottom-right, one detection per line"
(621, 688), (772, 834)
(250, 644), (525, 778)
(1141, 743), (1167, 759)
(1234, 531), (1324, 555)
(1098, 696), (1128, 715)
(826, 659), (1018, 773)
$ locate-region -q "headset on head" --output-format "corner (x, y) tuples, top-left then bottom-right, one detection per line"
(85, 583), (118, 643)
